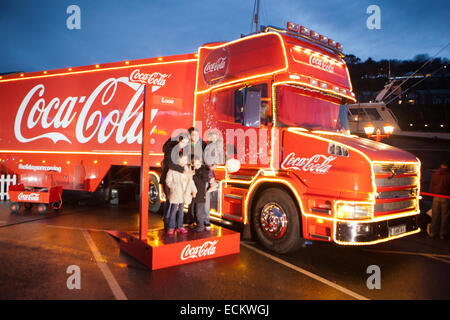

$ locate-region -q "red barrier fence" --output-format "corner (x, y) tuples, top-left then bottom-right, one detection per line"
(420, 192), (450, 200)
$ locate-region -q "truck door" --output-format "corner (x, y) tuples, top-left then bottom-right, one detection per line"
(232, 83), (271, 168)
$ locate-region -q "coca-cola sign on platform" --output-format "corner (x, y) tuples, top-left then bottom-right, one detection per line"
(202, 47), (230, 85)
(180, 240), (218, 261)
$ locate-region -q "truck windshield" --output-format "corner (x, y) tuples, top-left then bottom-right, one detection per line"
(276, 85), (348, 131)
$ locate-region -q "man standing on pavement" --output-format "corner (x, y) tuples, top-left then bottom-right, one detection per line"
(428, 161), (450, 240)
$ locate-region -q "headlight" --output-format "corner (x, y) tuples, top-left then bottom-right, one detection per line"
(336, 202), (373, 220)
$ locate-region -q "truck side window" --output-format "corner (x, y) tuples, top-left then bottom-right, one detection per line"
(234, 83), (268, 127)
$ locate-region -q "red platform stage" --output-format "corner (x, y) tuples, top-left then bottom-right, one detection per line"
(106, 86), (240, 270)
(108, 226), (240, 270)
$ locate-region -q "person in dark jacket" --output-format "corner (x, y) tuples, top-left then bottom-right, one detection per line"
(188, 127), (207, 162)
(191, 157), (210, 232)
(160, 132), (189, 228)
(429, 161), (450, 240)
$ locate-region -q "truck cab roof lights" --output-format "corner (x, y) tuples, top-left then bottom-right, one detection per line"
(275, 22), (344, 54)
(286, 21), (300, 33)
(319, 35), (329, 44)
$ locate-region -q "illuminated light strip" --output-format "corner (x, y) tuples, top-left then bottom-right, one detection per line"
(270, 84), (277, 171)
(243, 177), (306, 225)
(0, 150), (164, 156)
(334, 228), (421, 246)
(0, 58), (198, 83)
(194, 32), (289, 95)
(273, 81), (356, 102)
(311, 130), (359, 138)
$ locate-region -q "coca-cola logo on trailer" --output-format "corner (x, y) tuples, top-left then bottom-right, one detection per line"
(129, 69), (171, 86)
(18, 193), (40, 202)
(281, 153), (336, 174)
(13, 72), (165, 145)
(180, 240), (218, 261)
(202, 47), (230, 85)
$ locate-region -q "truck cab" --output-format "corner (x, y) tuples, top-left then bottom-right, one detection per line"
(195, 23), (421, 252)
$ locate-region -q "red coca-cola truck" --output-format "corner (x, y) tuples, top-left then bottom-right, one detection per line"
(0, 22), (421, 252)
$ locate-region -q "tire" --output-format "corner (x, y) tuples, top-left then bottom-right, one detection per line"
(252, 188), (303, 253)
(148, 174), (161, 213)
(37, 204), (47, 215)
(51, 201), (62, 211)
(10, 202), (20, 214)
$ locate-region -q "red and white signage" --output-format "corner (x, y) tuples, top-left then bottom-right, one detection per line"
(17, 192), (40, 202)
(281, 152), (336, 174)
(180, 240), (218, 261)
(14, 77), (154, 145)
(202, 48), (230, 85)
(129, 69), (171, 86)
(309, 54), (335, 74)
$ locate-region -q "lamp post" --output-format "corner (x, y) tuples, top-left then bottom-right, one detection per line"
(364, 123), (394, 142)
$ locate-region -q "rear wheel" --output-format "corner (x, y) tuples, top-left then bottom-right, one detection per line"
(51, 201), (62, 211)
(148, 174), (161, 213)
(252, 188), (303, 253)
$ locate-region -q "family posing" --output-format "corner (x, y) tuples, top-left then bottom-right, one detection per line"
(160, 127), (223, 235)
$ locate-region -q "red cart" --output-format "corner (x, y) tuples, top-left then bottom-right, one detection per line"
(8, 184), (63, 215)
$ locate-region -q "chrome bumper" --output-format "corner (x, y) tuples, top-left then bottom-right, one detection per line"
(335, 215), (419, 245)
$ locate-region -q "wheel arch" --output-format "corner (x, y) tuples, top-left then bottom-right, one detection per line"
(245, 178), (304, 236)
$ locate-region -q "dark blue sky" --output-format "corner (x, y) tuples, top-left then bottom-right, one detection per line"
(0, 0), (449, 73)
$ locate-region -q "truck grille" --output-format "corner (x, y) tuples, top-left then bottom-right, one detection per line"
(373, 162), (420, 216)
(374, 199), (416, 213)
(375, 176), (417, 188)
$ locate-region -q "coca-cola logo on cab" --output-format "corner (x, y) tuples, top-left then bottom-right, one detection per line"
(309, 54), (335, 74)
(17, 193), (40, 202)
(202, 47), (230, 85)
(180, 240), (218, 261)
(281, 152), (336, 174)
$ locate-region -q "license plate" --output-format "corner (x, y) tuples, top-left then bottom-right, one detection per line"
(389, 224), (406, 236)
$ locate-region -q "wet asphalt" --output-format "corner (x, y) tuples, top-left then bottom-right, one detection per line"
(0, 201), (448, 300)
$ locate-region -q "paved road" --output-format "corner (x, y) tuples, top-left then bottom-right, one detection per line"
(0, 201), (448, 300)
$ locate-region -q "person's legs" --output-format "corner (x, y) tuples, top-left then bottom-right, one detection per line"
(204, 186), (211, 230)
(430, 197), (442, 238)
(195, 202), (206, 230)
(162, 184), (170, 229)
(168, 203), (178, 232)
(439, 199), (449, 237)
(176, 203), (185, 230)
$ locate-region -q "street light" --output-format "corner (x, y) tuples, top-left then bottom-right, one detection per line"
(364, 123), (394, 142)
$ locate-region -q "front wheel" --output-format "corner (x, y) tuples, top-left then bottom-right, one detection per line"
(252, 188), (303, 253)
(10, 202), (20, 214)
(37, 204), (47, 215)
